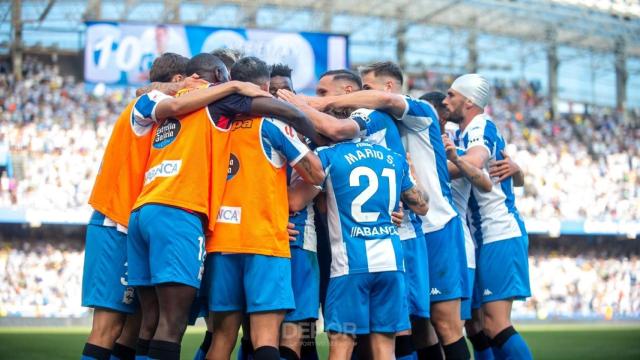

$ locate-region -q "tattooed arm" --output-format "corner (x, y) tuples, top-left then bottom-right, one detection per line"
(401, 186), (429, 216)
(292, 152), (325, 186)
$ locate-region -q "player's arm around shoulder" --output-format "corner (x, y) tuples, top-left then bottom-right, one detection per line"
(250, 95), (324, 145)
(317, 90), (407, 120)
(277, 89), (360, 142)
(153, 80), (270, 121)
(263, 118), (326, 186)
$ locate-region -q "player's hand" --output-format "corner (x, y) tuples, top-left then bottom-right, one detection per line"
(287, 222), (299, 242)
(182, 75), (208, 90)
(233, 81), (273, 98)
(304, 96), (329, 111)
(489, 150), (521, 182)
(442, 134), (459, 162)
(391, 206), (404, 227)
(277, 89), (309, 108)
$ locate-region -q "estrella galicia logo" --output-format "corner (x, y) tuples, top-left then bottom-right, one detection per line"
(227, 153), (240, 180)
(153, 118), (181, 149)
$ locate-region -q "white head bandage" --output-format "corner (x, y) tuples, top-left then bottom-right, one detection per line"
(450, 74), (490, 108)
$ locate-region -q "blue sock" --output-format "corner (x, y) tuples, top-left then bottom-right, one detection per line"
(193, 331), (212, 360)
(192, 348), (206, 360)
(491, 347), (506, 360)
(490, 326), (532, 360)
(237, 338), (254, 360)
(469, 332), (495, 360)
(475, 348), (496, 360)
(397, 353), (417, 360)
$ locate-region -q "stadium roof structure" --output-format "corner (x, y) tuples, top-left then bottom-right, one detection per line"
(206, 0), (640, 57)
(4, 0), (640, 112)
(7, 0), (640, 56)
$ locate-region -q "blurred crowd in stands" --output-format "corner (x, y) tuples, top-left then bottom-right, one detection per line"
(0, 60), (638, 223)
(1, 238), (637, 319)
(0, 239), (85, 317)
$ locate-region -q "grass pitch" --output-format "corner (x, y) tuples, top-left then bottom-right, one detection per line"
(0, 323), (639, 359)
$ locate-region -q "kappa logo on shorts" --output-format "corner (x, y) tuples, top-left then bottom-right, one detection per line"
(483, 289), (493, 296)
(144, 160), (181, 184)
(217, 206), (241, 224)
(430, 288), (442, 296)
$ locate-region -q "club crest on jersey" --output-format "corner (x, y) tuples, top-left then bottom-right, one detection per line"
(144, 160), (181, 184)
(153, 118), (181, 149)
(217, 206), (241, 224)
(227, 153), (240, 180)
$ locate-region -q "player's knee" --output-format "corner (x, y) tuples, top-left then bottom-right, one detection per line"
(89, 317), (125, 345)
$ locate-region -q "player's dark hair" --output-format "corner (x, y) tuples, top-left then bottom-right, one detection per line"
(211, 48), (244, 71)
(359, 61), (404, 85)
(420, 91), (447, 109)
(230, 56), (270, 86)
(149, 52), (188, 83)
(185, 53), (227, 83)
(319, 69), (362, 89)
(270, 63), (293, 79)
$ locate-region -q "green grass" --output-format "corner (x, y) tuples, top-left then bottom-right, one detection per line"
(0, 323), (639, 359)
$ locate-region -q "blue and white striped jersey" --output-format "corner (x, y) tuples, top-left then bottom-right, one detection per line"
(457, 114), (524, 245)
(350, 108), (424, 240)
(287, 167), (317, 252)
(131, 90), (171, 136)
(259, 118), (310, 168)
(396, 96), (458, 233)
(317, 141), (415, 277)
(450, 147), (476, 269)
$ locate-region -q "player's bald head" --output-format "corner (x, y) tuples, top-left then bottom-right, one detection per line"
(185, 53), (230, 84)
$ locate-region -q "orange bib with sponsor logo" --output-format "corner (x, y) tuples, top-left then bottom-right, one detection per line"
(89, 99), (152, 227)
(133, 106), (231, 227)
(208, 117), (290, 257)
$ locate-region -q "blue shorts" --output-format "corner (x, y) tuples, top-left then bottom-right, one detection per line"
(208, 253), (295, 313)
(324, 272), (410, 335)
(424, 216), (468, 302)
(285, 247), (320, 322)
(82, 215), (137, 313)
(401, 237), (430, 318)
(460, 268), (475, 320)
(127, 204), (206, 288)
(477, 231), (531, 304)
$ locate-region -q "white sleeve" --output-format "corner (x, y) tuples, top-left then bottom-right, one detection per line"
(130, 90), (172, 136)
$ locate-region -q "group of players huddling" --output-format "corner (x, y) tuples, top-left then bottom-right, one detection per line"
(80, 48), (533, 360)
